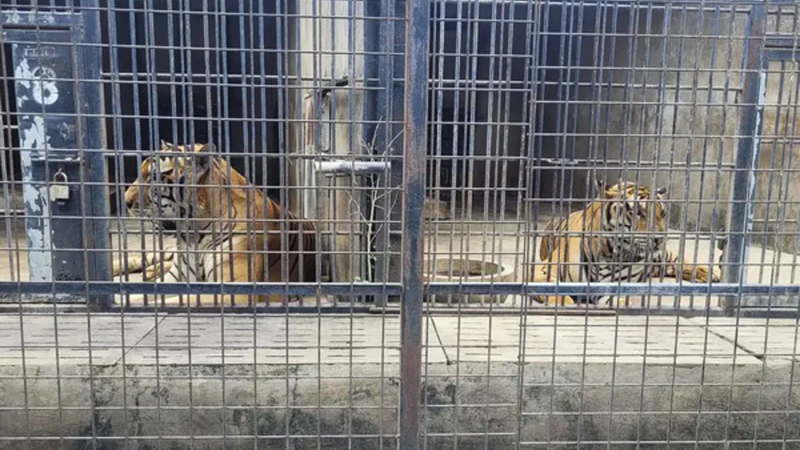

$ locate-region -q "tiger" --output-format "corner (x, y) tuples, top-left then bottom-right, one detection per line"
(112, 140), (318, 305)
(112, 179), (178, 281)
(530, 180), (720, 306)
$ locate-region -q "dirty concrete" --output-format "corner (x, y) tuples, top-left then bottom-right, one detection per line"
(1, 314), (799, 450)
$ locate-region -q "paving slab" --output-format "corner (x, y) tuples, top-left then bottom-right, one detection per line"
(122, 315), (439, 365)
(431, 315), (764, 365)
(687, 316), (800, 363)
(0, 313), (162, 368)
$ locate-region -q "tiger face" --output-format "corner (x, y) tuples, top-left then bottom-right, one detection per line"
(599, 180), (668, 259)
(124, 140), (215, 233)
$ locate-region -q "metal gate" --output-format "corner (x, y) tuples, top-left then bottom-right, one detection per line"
(1, 0), (799, 448)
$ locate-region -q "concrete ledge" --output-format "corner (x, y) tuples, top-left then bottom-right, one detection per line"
(1, 314), (799, 449)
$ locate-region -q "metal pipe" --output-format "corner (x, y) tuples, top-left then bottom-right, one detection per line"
(722, 4), (766, 312)
(400, 0), (429, 448)
(0, 280), (794, 296)
(314, 160), (391, 175)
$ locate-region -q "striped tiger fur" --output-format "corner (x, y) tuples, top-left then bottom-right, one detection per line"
(530, 180), (720, 306)
(112, 140), (317, 304)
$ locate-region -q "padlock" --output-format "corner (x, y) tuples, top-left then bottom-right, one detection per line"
(49, 169), (70, 202)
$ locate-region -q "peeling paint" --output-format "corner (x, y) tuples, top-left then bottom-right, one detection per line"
(14, 55), (33, 91)
(21, 180), (41, 215)
(21, 155), (52, 283)
(16, 54), (53, 282)
(19, 116), (50, 152)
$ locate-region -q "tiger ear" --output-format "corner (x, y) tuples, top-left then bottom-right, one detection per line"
(193, 142), (215, 173)
(160, 139), (172, 150)
(594, 178), (608, 198)
(655, 186), (667, 197)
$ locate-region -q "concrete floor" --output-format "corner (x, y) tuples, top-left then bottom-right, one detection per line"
(423, 203), (800, 310)
(1, 313), (799, 447)
(1, 314), (797, 369)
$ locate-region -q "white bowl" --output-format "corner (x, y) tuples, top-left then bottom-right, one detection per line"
(422, 257), (516, 304)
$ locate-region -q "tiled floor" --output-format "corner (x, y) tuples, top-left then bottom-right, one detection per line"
(2, 313), (797, 369)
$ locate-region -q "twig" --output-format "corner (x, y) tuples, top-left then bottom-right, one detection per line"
(340, 123), (403, 282)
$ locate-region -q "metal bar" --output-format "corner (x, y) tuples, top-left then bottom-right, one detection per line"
(364, 0), (382, 304)
(0, 281), (403, 296)
(421, 282), (800, 296)
(370, 306), (800, 319)
(764, 37), (800, 50)
(2, 302), (799, 319)
(399, 1), (429, 450)
(763, 48), (800, 62)
(314, 160), (391, 175)
(722, 4), (766, 311)
(79, 6), (111, 309)
(428, 0), (791, 5)
(373, 0), (406, 306)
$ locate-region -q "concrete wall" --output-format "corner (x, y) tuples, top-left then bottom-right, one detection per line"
(428, 4), (799, 254)
(569, 8), (744, 235)
(755, 65), (800, 253)
(282, 2), (800, 283)
(2, 362), (798, 450)
(289, 0), (366, 283)
(564, 7), (799, 254)
(428, 3), (532, 196)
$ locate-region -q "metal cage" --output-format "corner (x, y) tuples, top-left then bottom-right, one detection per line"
(1, 0), (800, 448)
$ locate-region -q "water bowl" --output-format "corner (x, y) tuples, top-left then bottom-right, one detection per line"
(422, 257), (516, 304)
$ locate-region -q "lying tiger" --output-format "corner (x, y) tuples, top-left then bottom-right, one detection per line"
(530, 180), (720, 306)
(112, 141), (317, 304)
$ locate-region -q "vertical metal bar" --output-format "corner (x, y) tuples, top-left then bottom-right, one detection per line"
(9, 14), (109, 303)
(364, 0), (382, 304)
(374, 0), (404, 307)
(81, 1), (111, 309)
(722, 4), (766, 311)
(399, 0), (429, 449)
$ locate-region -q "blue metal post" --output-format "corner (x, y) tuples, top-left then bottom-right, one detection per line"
(372, 0), (407, 307)
(3, 8), (110, 307)
(80, 3), (112, 308)
(399, 1), (429, 449)
(722, 4), (766, 312)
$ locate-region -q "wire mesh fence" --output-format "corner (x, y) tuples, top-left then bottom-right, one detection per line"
(0, 0), (799, 448)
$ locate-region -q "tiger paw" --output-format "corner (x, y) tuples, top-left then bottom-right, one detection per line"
(687, 266), (718, 283)
(111, 259), (123, 277)
(143, 262), (169, 281)
(531, 295), (575, 307)
(711, 268), (721, 283)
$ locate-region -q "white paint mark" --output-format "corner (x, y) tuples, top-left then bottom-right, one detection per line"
(19, 116), (50, 153)
(28, 11), (55, 25)
(31, 67), (58, 106)
(21, 159), (53, 282)
(14, 56), (33, 91)
(15, 59), (59, 106)
(4, 10), (21, 24)
(16, 57), (54, 281)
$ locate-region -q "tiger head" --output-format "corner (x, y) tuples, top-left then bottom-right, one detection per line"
(124, 140), (237, 233)
(596, 179), (668, 258)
